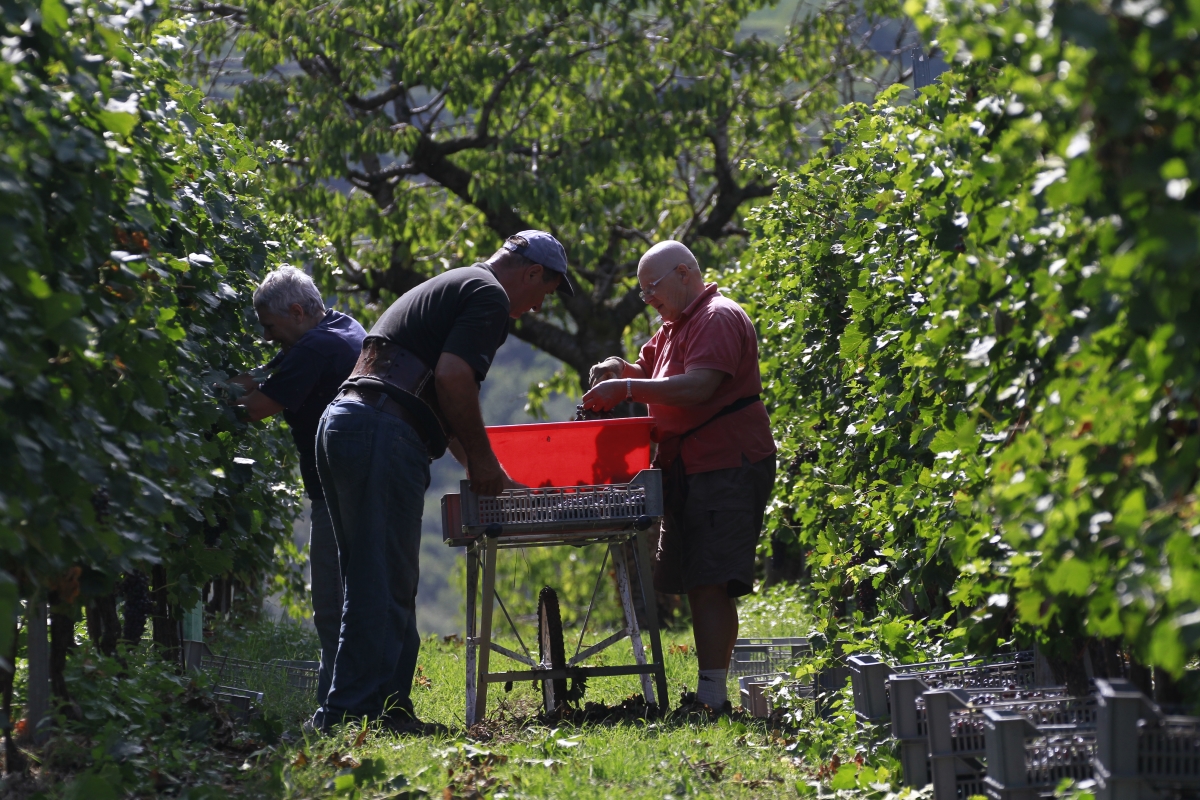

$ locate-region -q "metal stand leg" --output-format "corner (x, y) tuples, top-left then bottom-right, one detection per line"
(612, 543), (655, 705)
(471, 536), (498, 726)
(632, 529), (670, 711)
(24, 599), (49, 742)
(465, 545), (479, 727)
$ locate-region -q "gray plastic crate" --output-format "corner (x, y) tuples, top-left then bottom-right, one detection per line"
(982, 708), (1096, 800)
(853, 652), (1041, 788)
(1095, 678), (1200, 800)
(201, 654), (319, 699)
(738, 673), (813, 718)
(926, 687), (1092, 800)
(729, 637), (810, 677)
(214, 685), (264, 714)
(850, 654), (893, 723)
(851, 651), (1039, 727)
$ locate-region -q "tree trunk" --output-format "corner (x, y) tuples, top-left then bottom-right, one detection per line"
(1153, 667), (1185, 707)
(1045, 638), (1091, 697)
(150, 565), (180, 666)
(86, 594), (120, 657)
(763, 533), (807, 587)
(1128, 654), (1153, 696)
(48, 609), (74, 702)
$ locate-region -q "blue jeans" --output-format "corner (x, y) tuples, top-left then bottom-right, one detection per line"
(313, 400), (428, 725)
(308, 496), (342, 708)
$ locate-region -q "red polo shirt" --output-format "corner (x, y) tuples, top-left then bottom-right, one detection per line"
(636, 283), (776, 475)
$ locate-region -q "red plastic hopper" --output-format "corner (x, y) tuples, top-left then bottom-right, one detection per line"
(485, 417), (656, 488)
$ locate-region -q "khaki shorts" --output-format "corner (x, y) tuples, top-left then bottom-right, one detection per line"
(653, 453), (776, 598)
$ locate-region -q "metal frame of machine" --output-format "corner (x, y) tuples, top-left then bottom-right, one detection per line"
(442, 469), (669, 726)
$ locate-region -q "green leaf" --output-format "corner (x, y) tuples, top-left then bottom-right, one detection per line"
(63, 774), (119, 800)
(41, 0), (69, 36)
(98, 110), (138, 137)
(1046, 559), (1091, 597)
(1161, 159), (1188, 180)
(19, 270), (52, 300)
(38, 292), (84, 329)
(880, 620), (907, 648)
(830, 764), (858, 790)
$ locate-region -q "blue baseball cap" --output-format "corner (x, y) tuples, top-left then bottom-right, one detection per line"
(502, 230), (575, 297)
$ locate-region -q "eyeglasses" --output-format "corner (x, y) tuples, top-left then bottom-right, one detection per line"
(638, 269), (674, 303)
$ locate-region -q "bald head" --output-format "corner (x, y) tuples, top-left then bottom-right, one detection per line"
(636, 240), (706, 322)
(638, 240), (699, 278)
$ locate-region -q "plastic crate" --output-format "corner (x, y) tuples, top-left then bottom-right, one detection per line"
(214, 685), (264, 714)
(851, 651), (1039, 726)
(737, 673), (813, 718)
(849, 654), (893, 723)
(201, 654), (319, 698)
(982, 708), (1096, 800)
(444, 470), (663, 544)
(926, 687), (1092, 800)
(1095, 678), (1200, 800)
(729, 637), (811, 677)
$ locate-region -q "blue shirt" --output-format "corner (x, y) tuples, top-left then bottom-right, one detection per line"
(259, 309), (367, 500)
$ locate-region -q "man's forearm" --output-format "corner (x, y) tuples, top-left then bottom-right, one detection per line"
(629, 369), (725, 407)
(620, 361), (648, 380)
(433, 352), (511, 495)
(437, 382), (492, 462)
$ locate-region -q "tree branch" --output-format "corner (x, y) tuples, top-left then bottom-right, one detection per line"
(510, 315), (587, 372)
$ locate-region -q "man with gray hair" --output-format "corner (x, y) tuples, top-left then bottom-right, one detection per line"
(581, 240), (775, 716)
(233, 265), (366, 711)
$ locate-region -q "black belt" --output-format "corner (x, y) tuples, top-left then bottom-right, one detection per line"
(339, 386), (435, 453)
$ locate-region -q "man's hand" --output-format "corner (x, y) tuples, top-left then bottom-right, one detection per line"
(467, 452), (510, 497)
(228, 373), (259, 393)
(588, 357), (627, 387)
(581, 379), (628, 412)
(237, 390), (284, 422)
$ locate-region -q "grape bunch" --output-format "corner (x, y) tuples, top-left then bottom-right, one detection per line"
(118, 571), (153, 643)
(573, 403), (615, 421)
(90, 486), (110, 524)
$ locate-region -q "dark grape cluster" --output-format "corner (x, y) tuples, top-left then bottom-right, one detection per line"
(118, 571), (153, 643)
(90, 486), (110, 524)
(573, 404), (615, 421)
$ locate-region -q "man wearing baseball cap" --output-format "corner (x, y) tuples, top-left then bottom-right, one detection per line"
(311, 231), (570, 734)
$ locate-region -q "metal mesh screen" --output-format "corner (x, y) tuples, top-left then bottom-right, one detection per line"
(476, 484), (648, 526)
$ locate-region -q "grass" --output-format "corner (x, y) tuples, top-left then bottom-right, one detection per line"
(279, 629), (838, 799)
(25, 587), (916, 799)
(225, 586), (876, 799)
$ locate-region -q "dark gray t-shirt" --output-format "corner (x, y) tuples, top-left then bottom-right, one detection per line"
(368, 265), (510, 381)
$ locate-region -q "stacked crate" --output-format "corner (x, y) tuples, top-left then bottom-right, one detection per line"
(925, 687), (1092, 800)
(848, 651), (1042, 789)
(730, 637), (812, 718)
(981, 678), (1200, 800)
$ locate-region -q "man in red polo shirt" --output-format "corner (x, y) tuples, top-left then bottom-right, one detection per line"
(581, 240), (776, 714)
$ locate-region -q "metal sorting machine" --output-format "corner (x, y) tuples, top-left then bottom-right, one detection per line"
(442, 455), (669, 726)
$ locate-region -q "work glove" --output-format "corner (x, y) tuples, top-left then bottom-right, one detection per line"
(588, 356), (626, 388)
